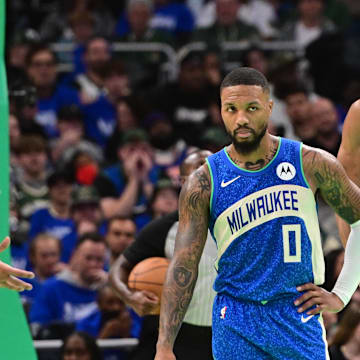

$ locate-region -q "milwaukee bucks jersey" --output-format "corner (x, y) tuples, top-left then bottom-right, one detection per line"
(206, 137), (324, 302)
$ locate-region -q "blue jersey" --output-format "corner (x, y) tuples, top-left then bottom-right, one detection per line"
(29, 273), (98, 325)
(207, 138), (324, 303)
(29, 207), (77, 263)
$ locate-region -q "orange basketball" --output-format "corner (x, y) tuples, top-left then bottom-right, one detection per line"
(128, 257), (170, 305)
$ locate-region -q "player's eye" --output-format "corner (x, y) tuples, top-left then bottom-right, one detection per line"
(248, 106), (258, 112)
(227, 106), (236, 113)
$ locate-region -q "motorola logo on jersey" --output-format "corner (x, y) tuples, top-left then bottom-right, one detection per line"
(276, 162), (296, 181)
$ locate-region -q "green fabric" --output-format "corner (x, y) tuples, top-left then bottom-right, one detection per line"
(0, 1), (38, 358)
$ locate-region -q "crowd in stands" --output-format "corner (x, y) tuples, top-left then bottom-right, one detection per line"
(6, 0), (360, 358)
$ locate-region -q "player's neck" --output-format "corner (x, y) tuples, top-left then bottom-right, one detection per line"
(228, 134), (279, 171)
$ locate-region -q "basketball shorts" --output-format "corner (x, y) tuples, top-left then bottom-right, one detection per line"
(212, 294), (329, 360)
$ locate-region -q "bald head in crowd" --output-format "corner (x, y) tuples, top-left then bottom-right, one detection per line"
(180, 150), (212, 185)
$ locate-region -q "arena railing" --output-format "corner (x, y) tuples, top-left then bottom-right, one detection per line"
(34, 338), (139, 350)
(51, 40), (301, 78)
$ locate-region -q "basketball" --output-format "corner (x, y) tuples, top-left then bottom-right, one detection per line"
(128, 257), (170, 311)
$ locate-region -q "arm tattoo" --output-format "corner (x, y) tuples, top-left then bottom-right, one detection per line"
(157, 166), (210, 348)
(303, 147), (360, 224)
(173, 266), (192, 288)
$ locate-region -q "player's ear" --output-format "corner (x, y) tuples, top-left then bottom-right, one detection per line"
(268, 100), (274, 114)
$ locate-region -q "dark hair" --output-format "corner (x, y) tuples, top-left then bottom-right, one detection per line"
(84, 36), (110, 53)
(107, 215), (135, 230)
(76, 232), (105, 250)
(16, 135), (47, 154)
(282, 81), (309, 100)
(60, 331), (103, 360)
(25, 43), (57, 67)
(220, 67), (270, 94)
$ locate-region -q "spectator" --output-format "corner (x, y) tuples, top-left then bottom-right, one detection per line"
(200, 126), (230, 153)
(72, 37), (111, 104)
(94, 128), (159, 229)
(9, 113), (21, 166)
(67, 150), (102, 186)
(70, 186), (104, 236)
(148, 178), (179, 220)
(118, 0), (173, 44)
(278, 0), (337, 50)
(105, 96), (144, 164)
(151, 52), (219, 146)
(196, 0), (277, 39)
(13, 135), (49, 221)
(80, 60), (130, 148)
(8, 81), (45, 138)
(328, 302), (360, 359)
(76, 285), (136, 339)
(115, 0), (174, 89)
(29, 170), (76, 263)
(116, 0), (195, 46)
(21, 234), (63, 312)
(39, 0), (114, 43)
(60, 331), (103, 360)
(307, 97), (342, 156)
(25, 44), (80, 138)
(105, 216), (136, 266)
(283, 82), (316, 143)
(62, 11), (98, 76)
(51, 105), (103, 167)
(192, 0), (260, 45)
(145, 113), (190, 178)
(30, 233), (108, 336)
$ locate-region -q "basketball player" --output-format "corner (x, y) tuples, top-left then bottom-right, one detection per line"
(336, 99), (360, 246)
(110, 150), (216, 359)
(154, 68), (360, 360)
(0, 237), (34, 291)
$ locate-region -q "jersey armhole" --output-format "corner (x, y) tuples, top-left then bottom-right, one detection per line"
(206, 158), (217, 215)
(300, 142), (312, 189)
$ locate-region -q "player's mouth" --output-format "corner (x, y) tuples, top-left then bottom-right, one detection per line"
(235, 128), (254, 138)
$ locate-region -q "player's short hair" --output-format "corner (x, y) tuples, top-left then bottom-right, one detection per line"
(220, 67), (270, 94)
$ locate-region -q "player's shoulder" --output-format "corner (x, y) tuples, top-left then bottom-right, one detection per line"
(183, 164), (211, 193)
(301, 144), (338, 176)
(180, 164), (211, 209)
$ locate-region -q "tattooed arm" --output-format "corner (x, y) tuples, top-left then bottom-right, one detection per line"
(337, 100), (360, 246)
(294, 146), (360, 316)
(302, 145), (360, 225)
(155, 165), (211, 360)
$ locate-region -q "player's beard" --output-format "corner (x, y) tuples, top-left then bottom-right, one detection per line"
(228, 123), (267, 155)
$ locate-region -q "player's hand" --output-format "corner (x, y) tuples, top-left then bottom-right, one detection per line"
(0, 237), (35, 291)
(128, 290), (159, 316)
(294, 283), (345, 315)
(154, 347), (176, 360)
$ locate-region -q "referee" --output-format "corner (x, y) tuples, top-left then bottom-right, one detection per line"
(110, 150), (217, 359)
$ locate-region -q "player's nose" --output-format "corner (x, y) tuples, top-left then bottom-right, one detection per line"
(235, 111), (250, 126)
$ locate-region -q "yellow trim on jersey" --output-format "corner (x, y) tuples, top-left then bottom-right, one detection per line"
(213, 185), (324, 284)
